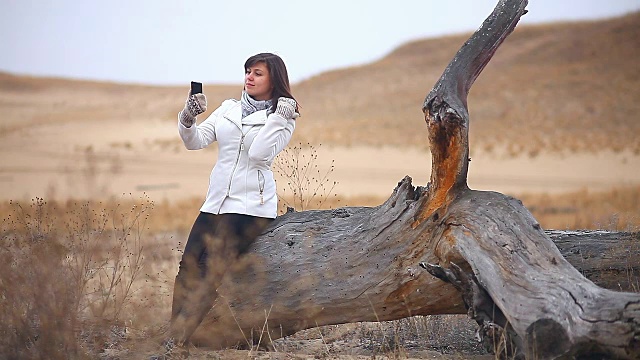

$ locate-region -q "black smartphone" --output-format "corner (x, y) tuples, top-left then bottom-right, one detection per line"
(190, 81), (203, 95)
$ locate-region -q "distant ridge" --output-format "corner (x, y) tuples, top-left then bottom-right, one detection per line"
(1, 12), (638, 155)
(292, 11), (640, 155)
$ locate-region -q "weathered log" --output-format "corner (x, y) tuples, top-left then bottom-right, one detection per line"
(193, 178), (470, 348)
(191, 177), (639, 354)
(423, 190), (640, 359)
(191, 0), (640, 358)
(550, 230), (640, 293)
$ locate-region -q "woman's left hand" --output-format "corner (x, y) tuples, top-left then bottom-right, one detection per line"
(274, 97), (297, 120)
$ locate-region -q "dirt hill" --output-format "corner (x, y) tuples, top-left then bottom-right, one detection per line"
(292, 12), (640, 155)
(1, 12), (638, 157)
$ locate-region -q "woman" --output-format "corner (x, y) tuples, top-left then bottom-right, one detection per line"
(167, 52), (298, 352)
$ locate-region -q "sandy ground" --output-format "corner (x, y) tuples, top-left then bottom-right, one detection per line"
(2, 108), (638, 360)
(0, 116), (639, 204)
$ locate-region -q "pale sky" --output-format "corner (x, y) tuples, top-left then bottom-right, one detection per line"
(1, 0), (639, 85)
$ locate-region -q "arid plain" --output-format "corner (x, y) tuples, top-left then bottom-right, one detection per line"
(1, 13), (639, 213)
(1, 12), (639, 359)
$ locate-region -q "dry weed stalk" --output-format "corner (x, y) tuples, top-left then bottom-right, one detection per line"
(274, 143), (338, 212)
(0, 195), (151, 359)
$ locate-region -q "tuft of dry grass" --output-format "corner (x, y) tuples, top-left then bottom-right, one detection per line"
(517, 185), (640, 231)
(0, 196), (174, 359)
(273, 316), (487, 357)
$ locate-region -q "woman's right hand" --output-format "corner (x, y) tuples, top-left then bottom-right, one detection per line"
(179, 93), (207, 128)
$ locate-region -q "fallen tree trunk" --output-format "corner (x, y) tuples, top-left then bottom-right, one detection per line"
(192, 180), (639, 354)
(192, 0), (640, 357)
(422, 191), (640, 359)
(549, 230), (639, 293)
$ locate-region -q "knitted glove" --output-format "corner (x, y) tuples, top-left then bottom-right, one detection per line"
(179, 93), (207, 128)
(274, 97), (297, 120)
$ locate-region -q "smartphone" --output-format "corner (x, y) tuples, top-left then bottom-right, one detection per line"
(190, 81), (203, 95)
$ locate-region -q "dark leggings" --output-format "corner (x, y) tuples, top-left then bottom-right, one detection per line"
(170, 212), (272, 343)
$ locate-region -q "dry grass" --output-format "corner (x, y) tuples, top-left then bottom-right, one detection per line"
(0, 185), (638, 358)
(0, 196), (485, 359)
(0, 196), (172, 359)
(288, 186), (640, 232)
(517, 185), (640, 231)
(2, 185), (636, 235)
(274, 143), (338, 211)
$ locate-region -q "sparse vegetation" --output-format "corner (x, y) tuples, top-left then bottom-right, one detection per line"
(0, 188), (637, 358)
(518, 185), (640, 231)
(0, 196), (164, 359)
(274, 142), (339, 212)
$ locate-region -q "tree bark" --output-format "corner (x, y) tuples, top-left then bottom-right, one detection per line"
(192, 0), (640, 358)
(192, 181), (639, 356)
(549, 230), (639, 293)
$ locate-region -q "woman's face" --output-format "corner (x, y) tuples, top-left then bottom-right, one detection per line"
(244, 62), (272, 101)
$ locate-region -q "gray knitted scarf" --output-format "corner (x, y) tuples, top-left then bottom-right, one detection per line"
(241, 91), (272, 118)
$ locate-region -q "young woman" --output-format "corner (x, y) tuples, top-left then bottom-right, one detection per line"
(166, 52), (298, 352)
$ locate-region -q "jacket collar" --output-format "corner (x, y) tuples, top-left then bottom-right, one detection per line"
(223, 101), (267, 127)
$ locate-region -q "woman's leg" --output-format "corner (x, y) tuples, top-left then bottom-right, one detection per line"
(169, 213), (272, 345)
(168, 212), (219, 345)
(224, 213), (273, 256)
(183, 214), (273, 338)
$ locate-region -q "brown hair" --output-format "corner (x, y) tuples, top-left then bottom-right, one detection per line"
(244, 53), (299, 113)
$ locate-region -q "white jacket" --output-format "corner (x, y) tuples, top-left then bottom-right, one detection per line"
(178, 99), (295, 218)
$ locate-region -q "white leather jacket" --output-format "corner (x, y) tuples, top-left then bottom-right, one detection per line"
(178, 99), (295, 218)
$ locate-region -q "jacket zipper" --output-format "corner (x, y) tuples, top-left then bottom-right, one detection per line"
(222, 105), (266, 204)
(257, 170), (265, 205)
(225, 129), (245, 198)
